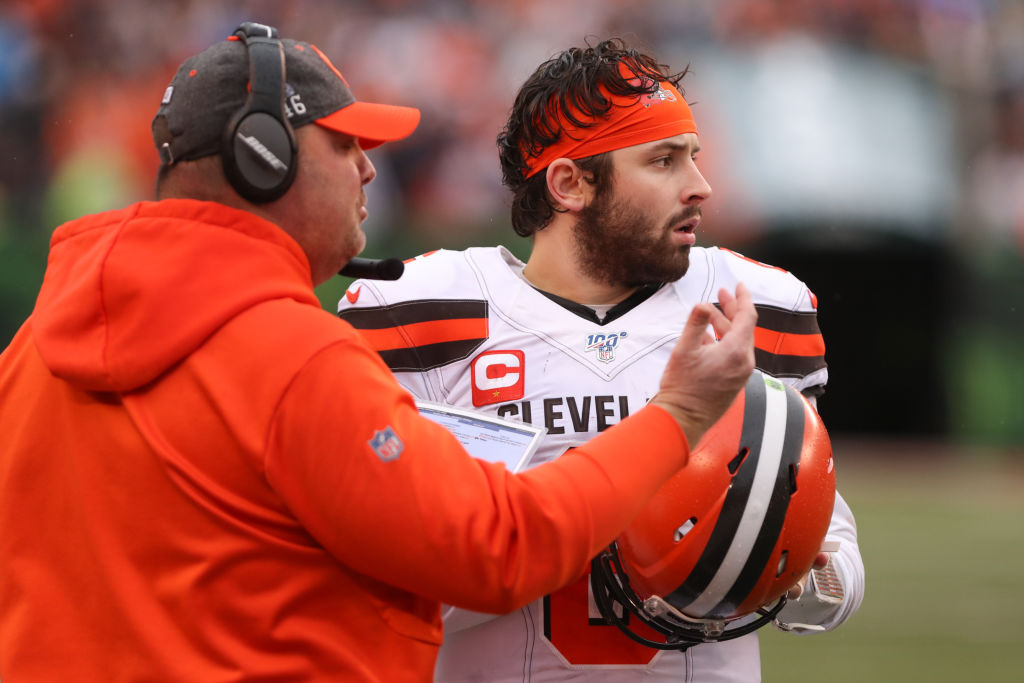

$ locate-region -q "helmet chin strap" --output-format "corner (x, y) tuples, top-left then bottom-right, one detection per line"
(589, 545), (788, 651)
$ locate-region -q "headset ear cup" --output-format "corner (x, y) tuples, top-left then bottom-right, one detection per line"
(220, 26), (298, 204)
(222, 109), (297, 203)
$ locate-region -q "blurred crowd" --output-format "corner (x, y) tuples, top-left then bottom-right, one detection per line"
(2, 0), (1024, 443)
(2, 0), (1023, 245)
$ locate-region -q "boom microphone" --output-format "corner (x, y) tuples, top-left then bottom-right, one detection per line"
(338, 257), (405, 281)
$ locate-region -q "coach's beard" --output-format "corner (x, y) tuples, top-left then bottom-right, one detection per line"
(574, 197), (696, 288)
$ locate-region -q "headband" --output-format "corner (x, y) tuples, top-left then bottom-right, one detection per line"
(524, 75), (697, 179)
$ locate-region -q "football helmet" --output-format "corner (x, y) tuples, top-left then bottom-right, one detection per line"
(591, 370), (835, 650)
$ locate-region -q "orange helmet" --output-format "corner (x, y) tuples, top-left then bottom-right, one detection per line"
(591, 370), (835, 649)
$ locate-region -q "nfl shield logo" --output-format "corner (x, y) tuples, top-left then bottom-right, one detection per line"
(584, 331), (628, 364)
(369, 426), (404, 462)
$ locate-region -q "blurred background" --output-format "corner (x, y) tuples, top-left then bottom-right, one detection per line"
(1, 0), (1021, 680)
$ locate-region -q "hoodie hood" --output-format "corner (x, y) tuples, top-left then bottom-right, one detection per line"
(31, 199), (321, 392)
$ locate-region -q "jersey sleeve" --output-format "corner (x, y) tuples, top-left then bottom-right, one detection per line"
(711, 248), (828, 396)
(262, 330), (691, 614)
(336, 251), (487, 402)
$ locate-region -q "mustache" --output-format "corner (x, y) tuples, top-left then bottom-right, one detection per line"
(667, 206), (702, 229)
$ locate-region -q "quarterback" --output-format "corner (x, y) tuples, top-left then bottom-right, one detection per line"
(339, 39), (864, 681)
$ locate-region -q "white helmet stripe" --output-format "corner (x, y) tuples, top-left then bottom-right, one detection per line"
(722, 381), (805, 611)
(684, 375), (790, 616)
(666, 372), (769, 610)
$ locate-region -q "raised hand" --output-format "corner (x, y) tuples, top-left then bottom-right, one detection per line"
(650, 283), (757, 447)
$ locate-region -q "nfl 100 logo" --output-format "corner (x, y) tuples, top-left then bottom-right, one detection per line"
(584, 331), (627, 363)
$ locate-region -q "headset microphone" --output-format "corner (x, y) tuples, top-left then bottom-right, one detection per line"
(338, 257), (405, 281)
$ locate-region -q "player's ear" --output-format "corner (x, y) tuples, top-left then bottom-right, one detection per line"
(545, 158), (590, 212)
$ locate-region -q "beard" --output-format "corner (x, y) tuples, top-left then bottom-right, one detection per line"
(572, 189), (698, 288)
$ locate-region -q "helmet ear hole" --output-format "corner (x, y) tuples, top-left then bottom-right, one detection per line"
(727, 447), (749, 474)
(788, 463), (799, 494)
(776, 550), (789, 577)
(673, 517), (697, 543)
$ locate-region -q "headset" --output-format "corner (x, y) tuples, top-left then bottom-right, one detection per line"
(221, 22), (298, 203)
(220, 22), (403, 281)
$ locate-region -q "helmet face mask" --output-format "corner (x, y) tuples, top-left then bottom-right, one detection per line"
(590, 370), (836, 650)
(590, 544), (789, 650)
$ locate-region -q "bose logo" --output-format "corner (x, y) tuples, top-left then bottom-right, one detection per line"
(237, 133), (289, 173)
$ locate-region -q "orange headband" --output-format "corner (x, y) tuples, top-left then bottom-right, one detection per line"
(524, 77), (697, 178)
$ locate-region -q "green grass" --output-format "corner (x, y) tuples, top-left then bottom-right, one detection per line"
(760, 442), (1024, 682)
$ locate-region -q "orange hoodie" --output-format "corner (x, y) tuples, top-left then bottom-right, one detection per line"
(0, 199), (689, 681)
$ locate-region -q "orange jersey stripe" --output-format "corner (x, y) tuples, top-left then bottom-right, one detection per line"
(719, 248), (789, 273)
(357, 318), (487, 351)
(754, 327), (825, 358)
(404, 250), (439, 264)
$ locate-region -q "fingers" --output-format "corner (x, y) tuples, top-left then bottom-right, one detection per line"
(717, 284), (755, 360)
(708, 283), (757, 341)
(707, 303), (731, 341)
(787, 573), (810, 600)
(728, 282), (756, 334)
(717, 286), (736, 319)
(678, 302), (714, 353)
(787, 553), (829, 600)
(652, 283), (758, 447)
(716, 283), (756, 371)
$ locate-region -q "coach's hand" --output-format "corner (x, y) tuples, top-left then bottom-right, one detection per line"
(650, 283), (757, 449)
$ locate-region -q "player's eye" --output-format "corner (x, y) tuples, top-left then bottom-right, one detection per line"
(334, 134), (358, 152)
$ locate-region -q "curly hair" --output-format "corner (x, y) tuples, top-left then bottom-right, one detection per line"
(497, 38), (689, 237)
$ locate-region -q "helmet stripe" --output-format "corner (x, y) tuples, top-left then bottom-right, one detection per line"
(685, 373), (788, 615)
(669, 373), (805, 618)
(667, 371), (768, 611)
(718, 381), (805, 613)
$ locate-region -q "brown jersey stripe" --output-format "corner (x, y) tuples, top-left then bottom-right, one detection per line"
(356, 318), (489, 352)
(754, 348), (827, 379)
(751, 304), (822, 335)
(715, 302), (822, 336)
(379, 338), (488, 372)
(338, 300), (487, 330)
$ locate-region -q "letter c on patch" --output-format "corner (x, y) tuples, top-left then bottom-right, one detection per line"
(471, 350), (525, 407)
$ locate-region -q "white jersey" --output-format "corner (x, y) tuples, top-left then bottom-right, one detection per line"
(338, 246), (864, 682)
